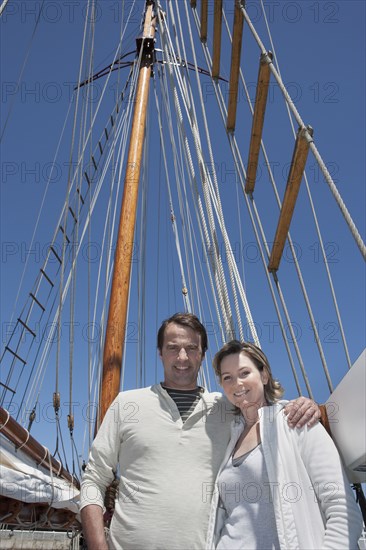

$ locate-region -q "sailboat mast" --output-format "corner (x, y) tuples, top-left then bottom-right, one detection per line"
(97, 1), (156, 427)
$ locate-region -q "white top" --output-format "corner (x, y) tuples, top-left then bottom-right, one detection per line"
(216, 443), (280, 549)
(206, 402), (363, 550)
(80, 384), (234, 549)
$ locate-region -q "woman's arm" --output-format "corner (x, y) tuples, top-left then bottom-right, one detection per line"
(300, 423), (363, 549)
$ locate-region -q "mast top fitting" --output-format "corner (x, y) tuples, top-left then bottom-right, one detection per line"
(136, 36), (156, 69)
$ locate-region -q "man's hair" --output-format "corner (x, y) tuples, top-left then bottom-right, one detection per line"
(212, 340), (284, 404)
(157, 313), (208, 356)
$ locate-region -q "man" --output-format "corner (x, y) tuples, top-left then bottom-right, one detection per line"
(80, 313), (320, 549)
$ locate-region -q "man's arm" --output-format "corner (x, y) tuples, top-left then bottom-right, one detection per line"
(81, 504), (108, 550)
(284, 396), (320, 428)
(80, 397), (121, 549)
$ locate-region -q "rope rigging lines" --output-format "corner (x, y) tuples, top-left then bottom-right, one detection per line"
(1, 0), (364, 480)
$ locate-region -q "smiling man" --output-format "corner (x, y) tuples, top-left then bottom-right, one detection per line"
(159, 321), (203, 389)
(80, 313), (320, 550)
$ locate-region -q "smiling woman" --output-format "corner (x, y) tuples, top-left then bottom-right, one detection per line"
(213, 340), (284, 412)
(206, 340), (362, 550)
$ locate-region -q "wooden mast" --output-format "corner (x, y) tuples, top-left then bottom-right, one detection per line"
(97, 1), (156, 427)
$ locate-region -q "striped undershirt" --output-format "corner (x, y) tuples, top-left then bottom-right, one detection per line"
(162, 385), (204, 422)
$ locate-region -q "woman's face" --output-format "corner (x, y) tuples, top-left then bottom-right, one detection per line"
(220, 352), (268, 417)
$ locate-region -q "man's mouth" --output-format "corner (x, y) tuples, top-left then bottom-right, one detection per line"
(175, 365), (189, 370)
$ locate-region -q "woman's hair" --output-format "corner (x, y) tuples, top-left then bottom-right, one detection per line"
(213, 340), (284, 404)
(157, 312), (208, 357)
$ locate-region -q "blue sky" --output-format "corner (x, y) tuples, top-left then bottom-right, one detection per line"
(1, 0), (365, 461)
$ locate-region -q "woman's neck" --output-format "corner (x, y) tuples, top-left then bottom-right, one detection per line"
(241, 400), (268, 426)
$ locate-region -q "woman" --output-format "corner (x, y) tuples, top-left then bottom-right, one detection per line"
(206, 340), (362, 550)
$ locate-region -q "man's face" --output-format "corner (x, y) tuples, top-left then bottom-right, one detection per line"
(159, 322), (203, 390)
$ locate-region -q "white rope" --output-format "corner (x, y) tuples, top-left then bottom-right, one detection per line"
(241, 4), (366, 261)
(0, 0), (10, 16)
(153, 80), (192, 312)
(186, 4), (260, 345)
(224, 6), (334, 391)
(181, 0), (246, 342)
(216, 7), (325, 395)
(192, 8), (311, 395)
(165, 2), (235, 340)
(158, 8), (229, 340)
(16, 430), (30, 451)
(22, 79), (136, 423)
(155, 58), (225, 343)
(175, 1), (261, 345)
(259, 1), (351, 371)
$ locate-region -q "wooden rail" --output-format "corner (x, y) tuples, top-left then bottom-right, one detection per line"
(268, 126), (313, 272)
(227, 1), (244, 131)
(212, 0), (223, 78)
(0, 406), (78, 488)
(200, 0), (208, 42)
(245, 52), (273, 194)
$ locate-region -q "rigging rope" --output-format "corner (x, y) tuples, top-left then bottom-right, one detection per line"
(179, 1), (261, 346)
(155, 56), (225, 360)
(158, 9), (226, 343)
(0, 0), (45, 142)
(223, 6), (335, 392)
(153, 81), (192, 312)
(162, 4), (235, 342)
(192, 7), (311, 396)
(241, 4), (366, 262)
(259, 0), (351, 372)
(180, 0), (244, 342)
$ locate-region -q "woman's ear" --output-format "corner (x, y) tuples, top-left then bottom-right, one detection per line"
(261, 371), (269, 385)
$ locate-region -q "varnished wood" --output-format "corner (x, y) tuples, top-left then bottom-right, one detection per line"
(200, 0), (208, 42)
(0, 495), (80, 530)
(0, 406), (78, 487)
(212, 0), (222, 78)
(268, 127), (313, 272)
(245, 52), (272, 194)
(227, 1), (244, 132)
(98, 3), (156, 427)
(319, 404), (331, 435)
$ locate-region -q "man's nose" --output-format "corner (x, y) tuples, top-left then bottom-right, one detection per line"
(178, 348), (188, 360)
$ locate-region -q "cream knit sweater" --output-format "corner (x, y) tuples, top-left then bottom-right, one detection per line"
(80, 384), (234, 549)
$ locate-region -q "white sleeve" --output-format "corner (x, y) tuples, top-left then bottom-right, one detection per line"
(299, 422), (363, 549)
(79, 396), (122, 511)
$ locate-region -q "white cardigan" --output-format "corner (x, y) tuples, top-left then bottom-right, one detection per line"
(206, 402), (362, 550)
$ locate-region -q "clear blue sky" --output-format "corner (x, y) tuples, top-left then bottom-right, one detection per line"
(1, 0), (365, 461)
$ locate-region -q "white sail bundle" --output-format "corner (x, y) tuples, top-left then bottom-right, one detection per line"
(0, 435), (79, 515)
